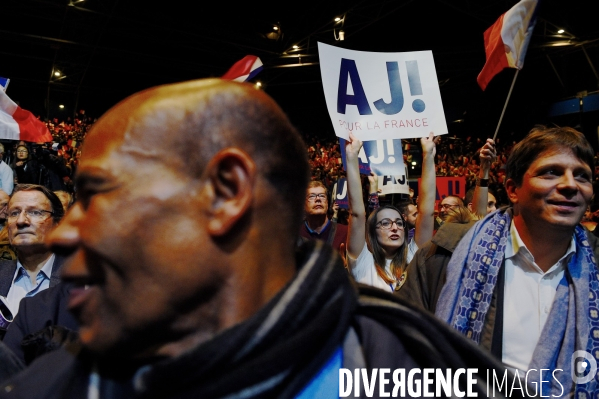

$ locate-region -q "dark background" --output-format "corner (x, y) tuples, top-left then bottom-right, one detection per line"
(2, 0), (598, 146)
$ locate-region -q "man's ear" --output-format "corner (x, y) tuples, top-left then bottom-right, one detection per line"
(204, 148), (256, 236)
(505, 178), (519, 205)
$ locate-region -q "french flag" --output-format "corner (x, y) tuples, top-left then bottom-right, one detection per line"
(477, 0), (539, 90)
(0, 87), (53, 142)
(0, 77), (9, 91)
(222, 55), (263, 82)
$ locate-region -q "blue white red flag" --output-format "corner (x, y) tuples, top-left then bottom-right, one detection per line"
(477, 0), (539, 90)
(222, 55), (263, 82)
(0, 89), (52, 142)
(0, 77), (9, 91)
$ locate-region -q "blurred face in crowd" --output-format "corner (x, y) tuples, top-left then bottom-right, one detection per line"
(506, 146), (592, 233)
(305, 186), (328, 216)
(583, 206), (593, 222)
(439, 196), (461, 221)
(16, 146), (28, 160)
(54, 191), (72, 212)
(403, 204), (418, 229)
(8, 190), (56, 252)
(0, 190), (9, 220)
(487, 193), (497, 214)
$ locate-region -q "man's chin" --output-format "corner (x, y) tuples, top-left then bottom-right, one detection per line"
(12, 241), (45, 251)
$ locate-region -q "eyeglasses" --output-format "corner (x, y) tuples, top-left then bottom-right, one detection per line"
(7, 209), (54, 221)
(376, 218), (404, 230)
(16, 150), (28, 154)
(439, 203), (458, 210)
(306, 193), (327, 201)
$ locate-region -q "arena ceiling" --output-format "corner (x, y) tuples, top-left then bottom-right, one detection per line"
(2, 0), (599, 143)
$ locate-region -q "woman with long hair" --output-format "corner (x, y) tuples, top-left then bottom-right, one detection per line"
(345, 132), (437, 292)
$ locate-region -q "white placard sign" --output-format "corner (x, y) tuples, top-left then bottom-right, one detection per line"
(378, 175), (410, 195)
(318, 42), (448, 141)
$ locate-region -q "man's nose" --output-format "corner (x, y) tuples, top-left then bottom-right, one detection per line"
(46, 203), (83, 257)
(15, 211), (30, 226)
(558, 171), (578, 193)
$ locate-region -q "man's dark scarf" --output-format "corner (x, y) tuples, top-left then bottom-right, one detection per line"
(55, 241), (525, 399)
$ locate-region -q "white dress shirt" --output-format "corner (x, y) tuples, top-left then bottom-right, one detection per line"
(502, 221), (575, 372)
(5, 254), (56, 315)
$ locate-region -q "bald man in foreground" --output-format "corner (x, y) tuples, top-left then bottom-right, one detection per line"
(0, 80), (519, 398)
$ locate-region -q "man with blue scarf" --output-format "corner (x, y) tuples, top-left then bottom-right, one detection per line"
(436, 126), (599, 396)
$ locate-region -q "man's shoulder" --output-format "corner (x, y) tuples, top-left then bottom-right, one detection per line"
(354, 284), (510, 372)
(432, 220), (477, 252)
(0, 346), (84, 399)
(0, 260), (17, 278)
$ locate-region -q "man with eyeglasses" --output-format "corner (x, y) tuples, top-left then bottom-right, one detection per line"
(438, 195), (464, 223)
(0, 144), (14, 196)
(0, 184), (65, 325)
(299, 180), (348, 254)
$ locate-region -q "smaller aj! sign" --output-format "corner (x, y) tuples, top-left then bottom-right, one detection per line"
(339, 138), (405, 177)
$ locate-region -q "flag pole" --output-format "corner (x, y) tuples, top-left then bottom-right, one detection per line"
(492, 69), (520, 141)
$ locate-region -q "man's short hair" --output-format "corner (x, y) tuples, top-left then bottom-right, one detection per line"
(11, 184), (65, 224)
(396, 200), (414, 216)
(307, 180), (327, 193)
(0, 143), (4, 154)
(506, 125), (594, 186)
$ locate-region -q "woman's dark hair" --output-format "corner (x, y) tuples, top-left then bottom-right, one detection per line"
(365, 205), (408, 285)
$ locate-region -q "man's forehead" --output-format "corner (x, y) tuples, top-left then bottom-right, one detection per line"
(9, 191), (50, 207)
(441, 198), (459, 205)
(307, 187), (326, 194)
(80, 110), (168, 172)
(533, 146), (591, 168)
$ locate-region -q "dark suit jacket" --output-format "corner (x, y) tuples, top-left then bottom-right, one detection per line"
(0, 255), (66, 297)
(2, 282), (78, 365)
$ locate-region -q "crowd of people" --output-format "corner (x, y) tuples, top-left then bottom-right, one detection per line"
(0, 79), (597, 397)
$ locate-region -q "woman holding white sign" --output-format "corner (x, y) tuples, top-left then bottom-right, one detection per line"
(345, 132), (437, 292)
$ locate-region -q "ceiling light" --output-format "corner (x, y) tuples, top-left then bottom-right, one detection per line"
(292, 45), (299, 49)
(273, 26), (279, 31)
(557, 29), (565, 34)
(54, 71), (61, 77)
(335, 17), (341, 22)
(256, 82), (262, 88)
(59, 105), (65, 109)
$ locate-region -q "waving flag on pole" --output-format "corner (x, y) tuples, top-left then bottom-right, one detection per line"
(0, 89), (52, 142)
(477, 0), (539, 90)
(222, 55), (263, 82)
(0, 77), (9, 91)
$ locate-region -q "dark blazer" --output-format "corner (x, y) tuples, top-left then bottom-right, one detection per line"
(2, 282), (78, 366)
(0, 255), (66, 297)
